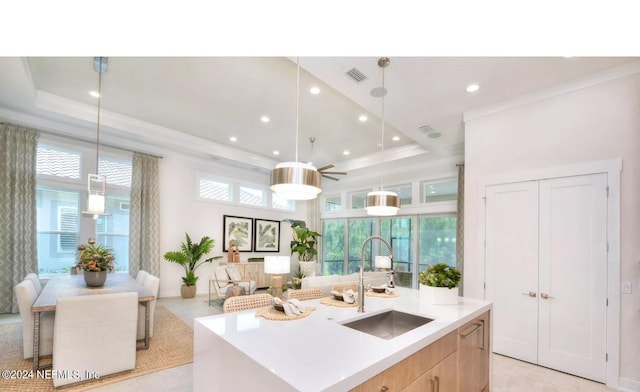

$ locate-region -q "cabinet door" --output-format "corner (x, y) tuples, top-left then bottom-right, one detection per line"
(402, 351), (457, 392)
(458, 312), (489, 391)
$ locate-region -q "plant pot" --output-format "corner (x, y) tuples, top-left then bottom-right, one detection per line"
(181, 285), (197, 298)
(84, 270), (108, 287)
(291, 277), (302, 289)
(419, 284), (459, 305)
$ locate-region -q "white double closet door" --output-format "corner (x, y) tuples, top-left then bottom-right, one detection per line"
(485, 173), (607, 383)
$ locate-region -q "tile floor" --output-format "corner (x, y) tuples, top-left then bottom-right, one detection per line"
(2, 294), (618, 391)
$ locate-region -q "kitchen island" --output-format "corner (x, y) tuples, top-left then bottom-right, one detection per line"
(194, 287), (491, 391)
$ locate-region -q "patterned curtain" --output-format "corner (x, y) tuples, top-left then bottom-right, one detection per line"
(307, 196), (321, 263)
(456, 163), (465, 296)
(0, 123), (39, 313)
(128, 153), (160, 278)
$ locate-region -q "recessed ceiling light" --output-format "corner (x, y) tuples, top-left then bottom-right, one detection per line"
(273, 150), (280, 155)
(261, 116), (270, 123)
(466, 84), (480, 93)
(89, 90), (100, 98)
(359, 115), (368, 122)
(310, 87), (320, 95)
(229, 136), (238, 142)
(392, 136), (400, 141)
(343, 150), (350, 156)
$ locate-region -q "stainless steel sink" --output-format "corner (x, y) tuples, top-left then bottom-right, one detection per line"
(341, 310), (434, 340)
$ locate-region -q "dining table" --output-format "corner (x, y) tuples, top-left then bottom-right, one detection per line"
(30, 273), (156, 370)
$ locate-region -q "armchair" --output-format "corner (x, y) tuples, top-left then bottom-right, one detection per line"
(209, 265), (256, 305)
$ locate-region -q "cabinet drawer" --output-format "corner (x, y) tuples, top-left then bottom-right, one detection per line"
(350, 331), (458, 392)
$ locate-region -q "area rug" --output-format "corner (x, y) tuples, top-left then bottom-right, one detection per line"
(0, 306), (193, 391)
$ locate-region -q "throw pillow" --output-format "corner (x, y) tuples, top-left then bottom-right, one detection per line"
(226, 264), (243, 281)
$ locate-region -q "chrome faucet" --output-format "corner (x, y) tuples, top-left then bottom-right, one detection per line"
(358, 236), (393, 313)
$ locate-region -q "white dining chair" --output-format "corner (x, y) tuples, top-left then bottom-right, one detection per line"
(137, 274), (160, 340)
(136, 270), (149, 285)
(24, 272), (42, 294)
(52, 292), (138, 387)
(14, 279), (54, 359)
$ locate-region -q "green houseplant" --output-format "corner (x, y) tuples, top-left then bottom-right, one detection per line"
(76, 238), (115, 287)
(163, 233), (222, 298)
(284, 219), (321, 262)
(418, 263), (461, 304)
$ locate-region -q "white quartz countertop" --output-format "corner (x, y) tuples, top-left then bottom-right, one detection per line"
(194, 288), (492, 392)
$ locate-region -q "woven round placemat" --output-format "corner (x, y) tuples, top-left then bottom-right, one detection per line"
(320, 296), (358, 307)
(255, 305), (315, 321)
(365, 290), (400, 298)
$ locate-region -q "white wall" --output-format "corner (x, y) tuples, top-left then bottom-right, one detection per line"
(157, 154), (306, 298)
(464, 72), (640, 387)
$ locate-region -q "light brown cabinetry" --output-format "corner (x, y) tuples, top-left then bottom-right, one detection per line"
(350, 310), (491, 392)
(458, 311), (490, 392)
(235, 262), (271, 288)
(402, 351), (457, 392)
(350, 331), (457, 392)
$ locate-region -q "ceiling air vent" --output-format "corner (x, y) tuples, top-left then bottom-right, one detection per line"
(346, 67), (368, 83)
(418, 125), (441, 139)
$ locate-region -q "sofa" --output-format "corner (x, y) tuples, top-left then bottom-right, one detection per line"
(300, 271), (389, 296)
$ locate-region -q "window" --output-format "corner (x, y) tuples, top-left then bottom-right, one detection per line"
(380, 217), (413, 287)
(421, 179), (458, 203)
(36, 145), (81, 179)
(96, 196), (130, 272)
(99, 157), (132, 187)
(348, 219), (375, 273)
(199, 177), (232, 201)
(272, 192), (295, 210)
(321, 214), (457, 289)
(418, 216), (457, 273)
(57, 206), (78, 252)
(392, 184), (413, 206)
(239, 185), (265, 206)
(324, 195), (342, 211)
(321, 220), (345, 275)
(350, 191), (368, 209)
(36, 141), (132, 276)
(37, 188), (80, 274)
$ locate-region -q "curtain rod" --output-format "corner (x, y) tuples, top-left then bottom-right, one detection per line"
(36, 128), (163, 159)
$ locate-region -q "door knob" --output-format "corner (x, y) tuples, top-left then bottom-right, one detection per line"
(521, 291), (537, 297)
(540, 293), (554, 299)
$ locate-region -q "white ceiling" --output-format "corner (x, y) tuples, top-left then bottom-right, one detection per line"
(0, 56), (637, 178)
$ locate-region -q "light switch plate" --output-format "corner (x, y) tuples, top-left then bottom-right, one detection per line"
(621, 281), (632, 294)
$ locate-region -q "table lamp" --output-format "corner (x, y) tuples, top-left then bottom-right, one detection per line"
(375, 255), (395, 287)
(264, 256), (290, 298)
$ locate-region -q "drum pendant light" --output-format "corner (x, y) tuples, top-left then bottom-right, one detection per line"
(365, 57), (400, 216)
(270, 58), (321, 200)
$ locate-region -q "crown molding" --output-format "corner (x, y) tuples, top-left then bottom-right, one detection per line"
(464, 59), (640, 122)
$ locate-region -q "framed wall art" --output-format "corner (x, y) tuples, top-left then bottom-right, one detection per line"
(223, 215), (253, 251)
(253, 218), (280, 252)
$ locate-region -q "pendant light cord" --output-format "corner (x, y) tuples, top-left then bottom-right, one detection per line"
(380, 60), (386, 191)
(95, 57), (103, 174)
(295, 57), (300, 163)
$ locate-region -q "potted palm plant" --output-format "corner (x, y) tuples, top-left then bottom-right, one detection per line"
(418, 263), (461, 304)
(163, 233), (222, 298)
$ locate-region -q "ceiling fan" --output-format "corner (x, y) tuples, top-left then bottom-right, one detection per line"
(309, 137), (347, 181)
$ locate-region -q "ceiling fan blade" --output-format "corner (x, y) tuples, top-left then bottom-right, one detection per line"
(322, 174), (341, 181)
(317, 164), (335, 172)
(321, 171), (347, 175)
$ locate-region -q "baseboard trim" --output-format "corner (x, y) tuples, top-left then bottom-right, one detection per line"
(618, 377), (640, 391)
